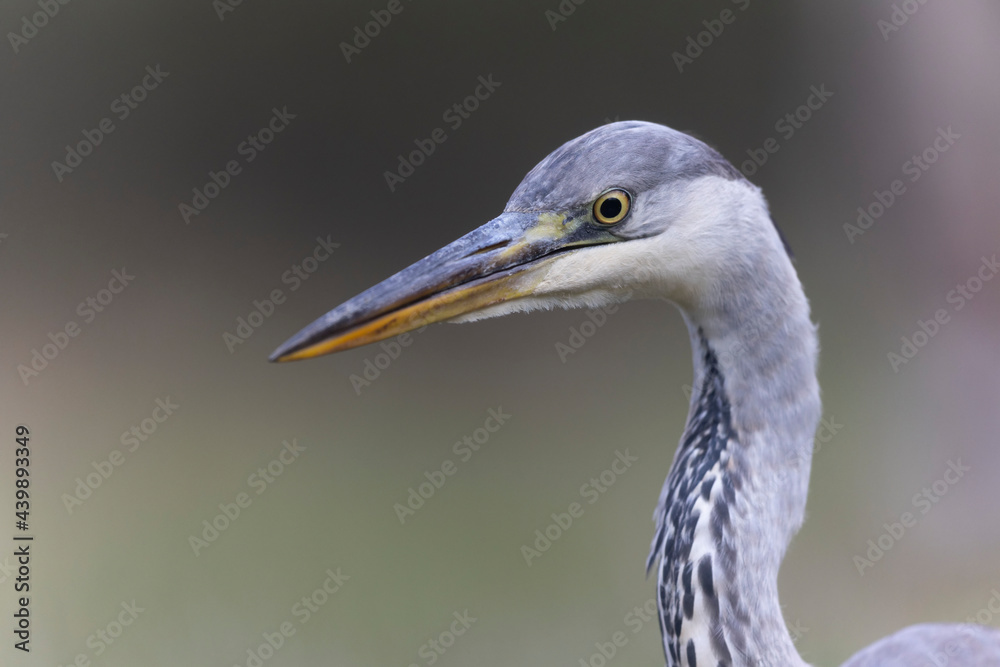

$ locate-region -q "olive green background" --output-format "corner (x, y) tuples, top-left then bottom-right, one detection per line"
(2, 1), (999, 665)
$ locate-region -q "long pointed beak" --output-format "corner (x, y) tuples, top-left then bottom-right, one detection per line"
(269, 210), (616, 362)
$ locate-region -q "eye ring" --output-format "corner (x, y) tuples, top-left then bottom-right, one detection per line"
(593, 189), (631, 225)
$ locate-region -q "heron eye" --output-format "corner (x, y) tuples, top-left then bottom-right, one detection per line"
(593, 189), (631, 224)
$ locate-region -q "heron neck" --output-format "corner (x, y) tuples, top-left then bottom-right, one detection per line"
(654, 243), (820, 667)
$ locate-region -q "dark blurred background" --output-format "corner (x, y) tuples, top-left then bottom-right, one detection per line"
(2, 1), (999, 665)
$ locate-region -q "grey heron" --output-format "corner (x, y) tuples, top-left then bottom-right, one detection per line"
(270, 121), (1000, 666)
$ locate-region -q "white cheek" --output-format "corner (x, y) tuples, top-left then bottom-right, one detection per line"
(530, 233), (703, 308)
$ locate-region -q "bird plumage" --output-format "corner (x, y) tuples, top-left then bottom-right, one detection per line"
(841, 624), (1000, 666)
(272, 121), (1000, 666)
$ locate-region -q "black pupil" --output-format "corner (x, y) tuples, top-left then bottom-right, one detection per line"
(599, 197), (623, 220)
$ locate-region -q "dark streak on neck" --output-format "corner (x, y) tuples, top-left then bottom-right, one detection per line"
(650, 330), (740, 666)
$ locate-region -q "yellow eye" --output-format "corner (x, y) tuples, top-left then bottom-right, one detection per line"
(593, 189), (631, 224)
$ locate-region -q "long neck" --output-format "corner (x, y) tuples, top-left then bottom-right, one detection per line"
(649, 234), (821, 667)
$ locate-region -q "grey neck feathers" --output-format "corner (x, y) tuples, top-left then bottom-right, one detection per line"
(649, 218), (821, 667)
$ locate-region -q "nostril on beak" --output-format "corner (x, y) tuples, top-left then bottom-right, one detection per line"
(464, 240), (511, 258)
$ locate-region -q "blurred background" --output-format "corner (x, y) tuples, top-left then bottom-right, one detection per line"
(2, 1), (999, 665)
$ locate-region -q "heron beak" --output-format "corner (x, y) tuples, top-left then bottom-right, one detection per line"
(269, 210), (617, 362)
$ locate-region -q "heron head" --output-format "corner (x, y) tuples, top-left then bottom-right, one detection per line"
(270, 121), (784, 362)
